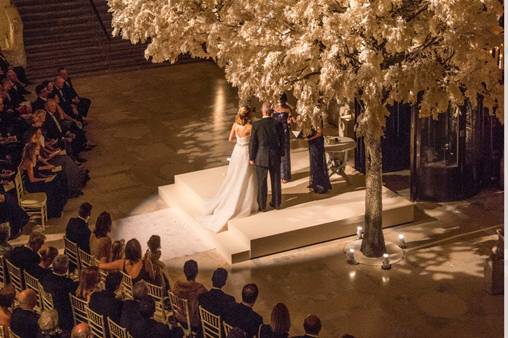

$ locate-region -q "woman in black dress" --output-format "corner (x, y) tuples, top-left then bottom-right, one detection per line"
(272, 94), (293, 183)
(20, 143), (68, 218)
(305, 115), (332, 194)
(259, 303), (291, 338)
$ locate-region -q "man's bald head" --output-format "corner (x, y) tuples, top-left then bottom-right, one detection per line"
(71, 323), (92, 338)
(17, 289), (37, 310)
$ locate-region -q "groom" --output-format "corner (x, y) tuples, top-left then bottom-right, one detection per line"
(249, 102), (285, 211)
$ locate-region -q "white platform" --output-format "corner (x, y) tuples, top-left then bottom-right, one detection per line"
(159, 148), (415, 263)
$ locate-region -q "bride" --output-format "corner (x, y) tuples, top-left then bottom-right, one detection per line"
(200, 106), (258, 232)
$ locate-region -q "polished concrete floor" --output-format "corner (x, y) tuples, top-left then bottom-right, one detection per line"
(21, 62), (503, 337)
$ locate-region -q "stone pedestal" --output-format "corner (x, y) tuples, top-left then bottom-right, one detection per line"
(484, 257), (504, 295)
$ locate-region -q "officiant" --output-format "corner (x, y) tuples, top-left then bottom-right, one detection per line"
(272, 93), (295, 183)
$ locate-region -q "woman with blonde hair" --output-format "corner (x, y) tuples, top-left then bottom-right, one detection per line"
(75, 266), (100, 301)
(200, 106), (258, 232)
(259, 303), (291, 338)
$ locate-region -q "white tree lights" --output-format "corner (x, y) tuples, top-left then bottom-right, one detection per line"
(108, 0), (503, 257)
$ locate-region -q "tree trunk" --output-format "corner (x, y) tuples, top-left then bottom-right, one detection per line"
(360, 131), (386, 257)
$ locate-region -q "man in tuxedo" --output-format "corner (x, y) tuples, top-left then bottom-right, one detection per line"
(57, 67), (91, 118)
(32, 84), (49, 111)
(292, 314), (322, 338)
(198, 267), (235, 317)
(89, 271), (123, 323)
(130, 296), (173, 338)
(10, 289), (40, 338)
(65, 202), (92, 253)
(249, 102), (285, 210)
(6, 231), (45, 271)
(223, 284), (263, 338)
(41, 255), (78, 331)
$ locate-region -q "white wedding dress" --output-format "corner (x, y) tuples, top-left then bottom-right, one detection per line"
(200, 133), (258, 233)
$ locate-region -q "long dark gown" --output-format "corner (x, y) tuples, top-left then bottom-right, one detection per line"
(22, 165), (68, 218)
(272, 111), (291, 181)
(48, 154), (86, 197)
(308, 132), (332, 194)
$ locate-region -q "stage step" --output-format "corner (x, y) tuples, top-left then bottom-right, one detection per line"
(158, 148), (415, 263)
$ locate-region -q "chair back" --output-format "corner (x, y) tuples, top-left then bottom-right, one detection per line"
(146, 282), (166, 323)
(69, 293), (89, 326)
(168, 291), (192, 333)
(120, 271), (133, 299)
(64, 237), (80, 270)
(0, 325), (5, 338)
(7, 327), (21, 338)
(13, 169), (24, 202)
(107, 317), (128, 338)
(5, 259), (24, 292)
(78, 248), (97, 271)
(23, 270), (42, 309)
(223, 322), (234, 337)
(39, 281), (54, 310)
(199, 305), (222, 338)
(86, 306), (107, 338)
(0, 256), (6, 287)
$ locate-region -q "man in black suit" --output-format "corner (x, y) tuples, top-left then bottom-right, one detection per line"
(65, 202), (92, 253)
(31, 84), (50, 111)
(57, 67), (91, 118)
(198, 267), (235, 317)
(10, 289), (40, 338)
(120, 280), (148, 332)
(249, 102), (285, 210)
(130, 296), (173, 338)
(6, 231), (45, 271)
(223, 284), (263, 338)
(292, 314), (322, 338)
(41, 254), (78, 331)
(89, 271), (123, 323)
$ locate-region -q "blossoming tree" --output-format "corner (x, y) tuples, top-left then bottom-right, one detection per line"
(108, 0), (503, 257)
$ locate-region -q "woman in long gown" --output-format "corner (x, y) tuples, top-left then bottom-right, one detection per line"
(201, 106), (258, 232)
(305, 115), (332, 194)
(272, 94), (293, 183)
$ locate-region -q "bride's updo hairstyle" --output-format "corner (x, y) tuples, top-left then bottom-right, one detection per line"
(235, 106), (251, 126)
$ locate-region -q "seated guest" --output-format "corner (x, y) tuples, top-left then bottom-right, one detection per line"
(10, 289), (40, 338)
(120, 280), (148, 332)
(75, 266), (100, 302)
(53, 77), (80, 122)
(57, 68), (91, 119)
(6, 231), (45, 271)
(223, 284), (263, 338)
(144, 235), (168, 288)
(32, 84), (49, 112)
(89, 271), (123, 323)
(41, 255), (78, 331)
(129, 296), (172, 338)
(173, 259), (207, 330)
(90, 212), (112, 263)
(37, 309), (66, 338)
(0, 222), (12, 256)
(30, 246), (58, 280)
(99, 238), (156, 284)
(259, 303), (291, 338)
(0, 285), (15, 331)
(228, 327), (247, 338)
(70, 323), (92, 338)
(198, 267), (235, 316)
(0, 49), (29, 84)
(0, 192), (28, 238)
(292, 314), (321, 338)
(65, 202), (92, 253)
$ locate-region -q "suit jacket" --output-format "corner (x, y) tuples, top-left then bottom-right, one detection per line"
(65, 217), (91, 253)
(249, 117), (285, 168)
(120, 299), (142, 332)
(130, 318), (172, 338)
(89, 290), (123, 323)
(10, 308), (40, 338)
(41, 272), (78, 330)
(223, 303), (263, 338)
(29, 265), (52, 280)
(32, 96), (48, 112)
(198, 287), (235, 317)
(6, 245), (40, 271)
(42, 111), (64, 140)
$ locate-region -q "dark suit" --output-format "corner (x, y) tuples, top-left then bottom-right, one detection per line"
(41, 272), (78, 330)
(65, 217), (91, 253)
(198, 287), (235, 317)
(249, 117), (284, 209)
(223, 303), (263, 338)
(89, 290), (123, 323)
(120, 299), (142, 333)
(6, 245), (40, 271)
(10, 308), (39, 338)
(32, 96), (48, 111)
(28, 265), (52, 280)
(130, 318), (172, 338)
